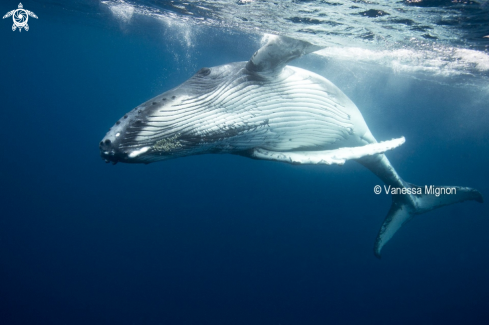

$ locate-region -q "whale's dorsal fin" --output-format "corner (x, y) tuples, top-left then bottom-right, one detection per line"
(246, 35), (324, 76)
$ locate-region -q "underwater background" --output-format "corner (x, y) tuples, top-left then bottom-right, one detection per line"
(1, 0), (489, 324)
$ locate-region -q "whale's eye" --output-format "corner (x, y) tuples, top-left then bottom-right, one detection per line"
(197, 67), (211, 76)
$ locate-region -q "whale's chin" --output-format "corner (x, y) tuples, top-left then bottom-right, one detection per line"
(99, 144), (173, 165)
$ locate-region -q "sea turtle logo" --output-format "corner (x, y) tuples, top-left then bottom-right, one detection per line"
(3, 3), (38, 32)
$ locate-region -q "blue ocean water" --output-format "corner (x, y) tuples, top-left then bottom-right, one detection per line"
(1, 1), (489, 324)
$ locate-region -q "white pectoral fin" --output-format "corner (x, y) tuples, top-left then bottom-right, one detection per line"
(246, 35), (324, 76)
(252, 137), (405, 165)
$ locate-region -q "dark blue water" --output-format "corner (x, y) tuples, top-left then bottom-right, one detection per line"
(1, 1), (489, 324)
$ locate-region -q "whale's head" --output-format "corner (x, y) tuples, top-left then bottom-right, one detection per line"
(99, 89), (192, 165)
(100, 64), (243, 164)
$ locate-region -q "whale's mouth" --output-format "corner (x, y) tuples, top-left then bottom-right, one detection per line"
(99, 136), (160, 164)
(99, 139), (128, 165)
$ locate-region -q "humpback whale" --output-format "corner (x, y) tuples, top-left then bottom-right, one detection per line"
(100, 35), (483, 257)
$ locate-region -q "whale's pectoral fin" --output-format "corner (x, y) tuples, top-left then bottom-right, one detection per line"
(374, 183), (483, 258)
(251, 137), (405, 165)
(246, 35), (324, 76)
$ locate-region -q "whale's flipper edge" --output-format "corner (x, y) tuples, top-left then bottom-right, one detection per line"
(251, 137), (405, 165)
(246, 35), (324, 76)
(358, 154), (483, 258)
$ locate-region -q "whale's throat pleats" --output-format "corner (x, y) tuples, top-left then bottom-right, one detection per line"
(135, 64), (354, 155)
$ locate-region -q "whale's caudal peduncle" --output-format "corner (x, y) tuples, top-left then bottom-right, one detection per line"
(100, 35), (483, 257)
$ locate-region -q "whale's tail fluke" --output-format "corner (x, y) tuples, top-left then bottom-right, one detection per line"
(373, 181), (483, 258)
(357, 153), (483, 258)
